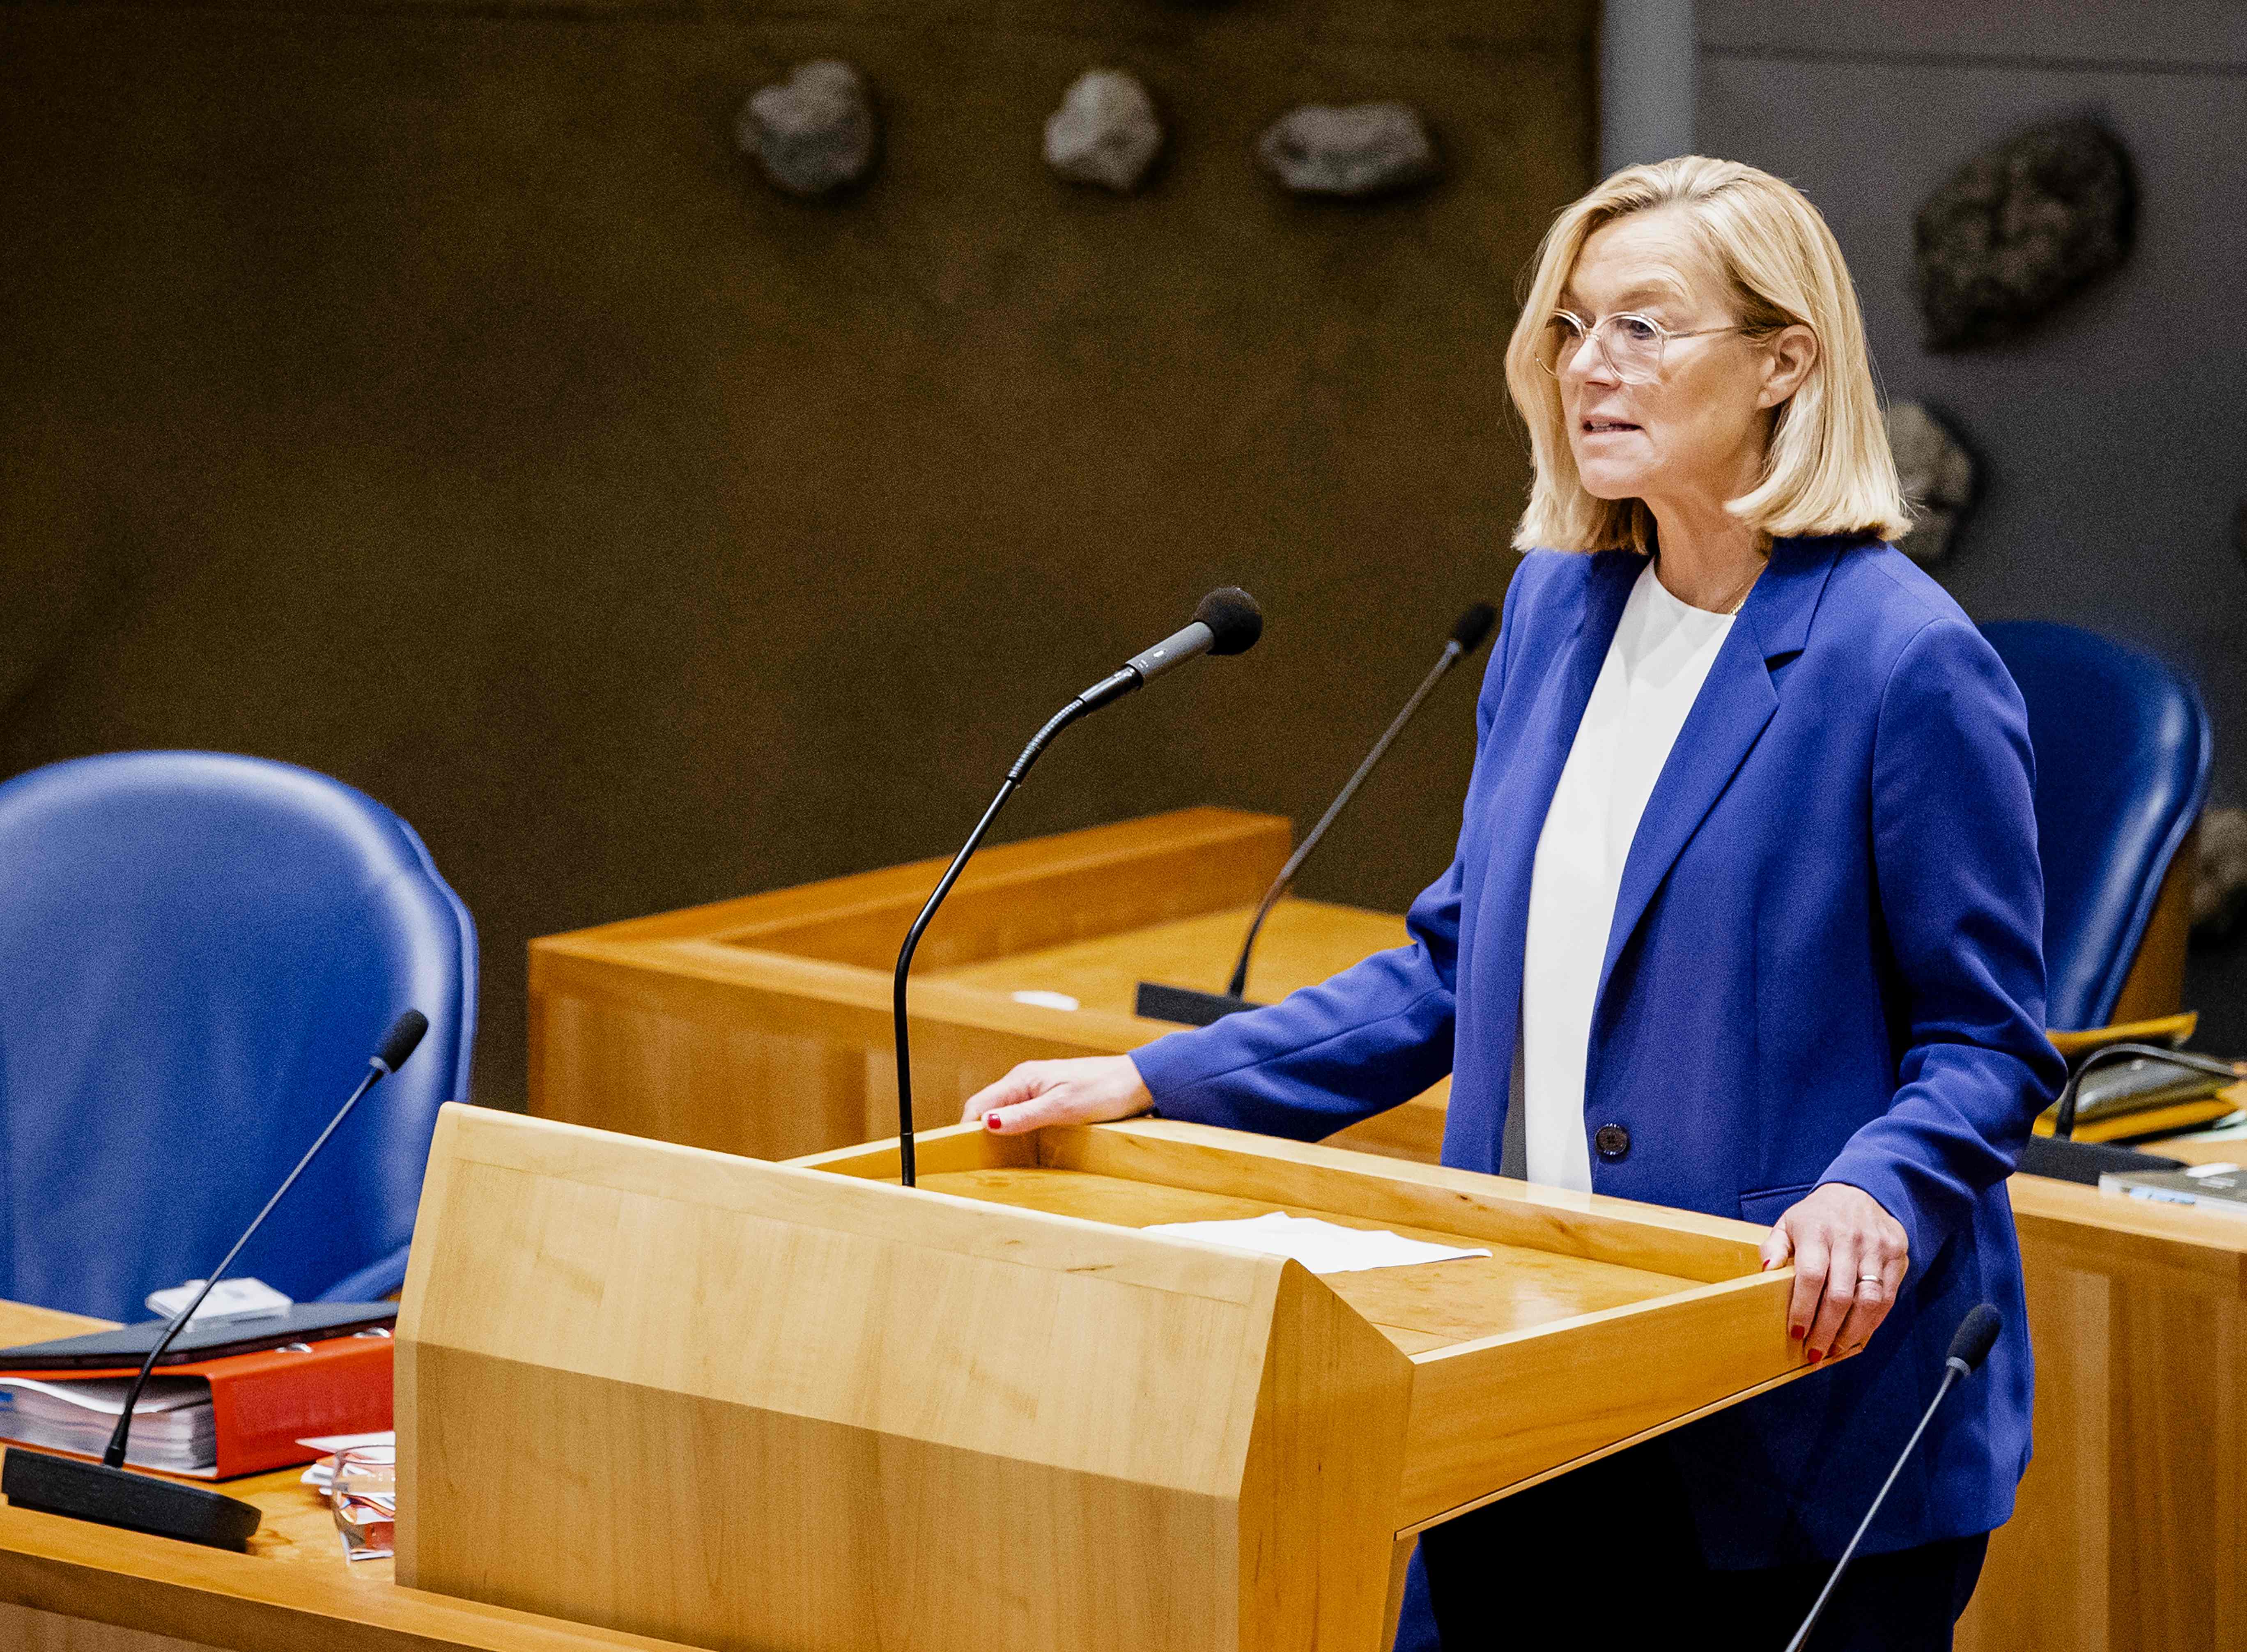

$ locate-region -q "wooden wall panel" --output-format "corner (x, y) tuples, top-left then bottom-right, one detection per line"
(0, 0), (1592, 1108)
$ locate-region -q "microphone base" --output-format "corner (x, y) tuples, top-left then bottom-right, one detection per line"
(1134, 982), (1263, 1027)
(2016, 1135), (2185, 1187)
(1, 1448), (262, 1551)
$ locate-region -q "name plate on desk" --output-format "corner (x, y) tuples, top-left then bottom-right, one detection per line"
(394, 1104), (1807, 1652)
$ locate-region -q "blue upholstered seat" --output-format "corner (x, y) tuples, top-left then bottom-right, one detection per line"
(1981, 622), (2211, 1032)
(0, 751), (476, 1322)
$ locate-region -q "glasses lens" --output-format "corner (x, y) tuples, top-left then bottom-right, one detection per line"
(1605, 315), (1664, 382)
(1538, 315), (1586, 377)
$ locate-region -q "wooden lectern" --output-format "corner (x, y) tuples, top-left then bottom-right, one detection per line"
(397, 1104), (1807, 1652)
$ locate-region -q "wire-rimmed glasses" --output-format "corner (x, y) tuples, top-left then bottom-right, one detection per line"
(1536, 310), (1753, 384)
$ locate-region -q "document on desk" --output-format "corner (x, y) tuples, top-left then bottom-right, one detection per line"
(0, 1376), (215, 1473)
(1141, 1211), (1491, 1273)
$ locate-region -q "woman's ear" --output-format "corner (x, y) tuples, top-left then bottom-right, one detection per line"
(1757, 324), (1818, 409)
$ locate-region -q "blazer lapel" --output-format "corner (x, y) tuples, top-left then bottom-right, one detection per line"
(1592, 536), (1848, 1014)
(1469, 551), (1641, 1155)
(1486, 551), (1641, 891)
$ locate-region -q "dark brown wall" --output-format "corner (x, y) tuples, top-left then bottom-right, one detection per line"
(0, 0), (1593, 1106)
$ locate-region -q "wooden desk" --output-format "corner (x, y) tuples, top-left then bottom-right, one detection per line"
(528, 807), (1449, 1165)
(1956, 1127), (2247, 1652)
(526, 802), (2195, 1172)
(0, 1302), (703, 1652)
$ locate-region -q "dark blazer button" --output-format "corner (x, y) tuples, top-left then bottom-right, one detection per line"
(1593, 1124), (1631, 1161)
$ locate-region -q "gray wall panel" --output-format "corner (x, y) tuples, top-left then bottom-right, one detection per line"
(1698, 15), (2247, 1037)
(1701, 0), (2247, 69)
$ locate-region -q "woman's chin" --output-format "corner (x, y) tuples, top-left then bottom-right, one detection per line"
(1572, 465), (1647, 502)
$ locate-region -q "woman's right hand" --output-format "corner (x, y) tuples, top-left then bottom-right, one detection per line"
(961, 1056), (1153, 1135)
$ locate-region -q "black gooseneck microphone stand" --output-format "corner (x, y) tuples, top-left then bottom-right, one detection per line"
(2017, 1040), (2240, 1185)
(891, 590), (1262, 1186)
(1135, 601), (1495, 1028)
(1221, 602), (1496, 1001)
(2049, 1040), (2242, 1140)
(891, 701), (1105, 1189)
(1780, 1304), (2003, 1652)
(0, 1009), (429, 1550)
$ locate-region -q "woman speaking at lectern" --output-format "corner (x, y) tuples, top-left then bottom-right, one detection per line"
(963, 157), (2060, 1649)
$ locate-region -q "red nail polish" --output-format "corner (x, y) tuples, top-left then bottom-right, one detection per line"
(1806, 1349), (1822, 1364)
(1790, 1325), (1806, 1340)
(984, 1113), (1003, 1131)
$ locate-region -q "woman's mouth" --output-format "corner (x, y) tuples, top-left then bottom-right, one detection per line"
(1581, 418), (1641, 434)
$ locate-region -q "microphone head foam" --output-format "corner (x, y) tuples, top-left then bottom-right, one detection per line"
(377, 1009), (430, 1073)
(1450, 602), (1498, 656)
(1947, 1304), (2002, 1374)
(1194, 587), (1263, 656)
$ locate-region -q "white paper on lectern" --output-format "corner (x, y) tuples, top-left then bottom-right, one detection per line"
(1140, 1211), (1491, 1274)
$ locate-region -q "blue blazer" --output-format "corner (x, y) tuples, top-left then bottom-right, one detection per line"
(1134, 536), (2064, 1566)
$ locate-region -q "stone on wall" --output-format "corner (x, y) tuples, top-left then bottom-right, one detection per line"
(1257, 103), (1438, 198)
(1045, 70), (1163, 194)
(737, 60), (878, 198)
(1885, 400), (1975, 566)
(2194, 808), (2247, 940)
(1914, 118), (2133, 351)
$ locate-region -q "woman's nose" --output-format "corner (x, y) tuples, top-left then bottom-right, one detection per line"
(1561, 334), (1619, 391)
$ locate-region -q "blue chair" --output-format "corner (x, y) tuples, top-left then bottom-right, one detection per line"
(0, 751), (476, 1322)
(1981, 621), (2210, 1031)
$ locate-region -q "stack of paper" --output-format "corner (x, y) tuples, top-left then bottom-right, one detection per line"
(1140, 1211), (1491, 1274)
(299, 1434), (395, 1489)
(0, 1376), (215, 1473)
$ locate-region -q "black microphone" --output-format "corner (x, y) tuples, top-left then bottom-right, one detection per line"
(1781, 1305), (2003, 1652)
(891, 591), (1263, 1186)
(1067, 586), (1263, 719)
(1135, 601), (1497, 1029)
(0, 1009), (430, 1551)
(2017, 1040), (2240, 1185)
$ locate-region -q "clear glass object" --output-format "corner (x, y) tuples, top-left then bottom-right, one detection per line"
(325, 1445), (396, 1560)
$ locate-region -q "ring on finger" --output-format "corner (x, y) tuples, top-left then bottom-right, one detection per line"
(1856, 1275), (1884, 1294)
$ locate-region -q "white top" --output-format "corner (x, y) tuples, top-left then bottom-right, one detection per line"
(1521, 561), (1737, 1191)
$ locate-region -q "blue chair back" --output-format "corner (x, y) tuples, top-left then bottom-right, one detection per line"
(0, 751), (476, 1321)
(1981, 622), (2210, 1031)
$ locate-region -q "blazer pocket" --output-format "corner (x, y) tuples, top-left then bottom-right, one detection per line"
(1738, 1181), (1819, 1226)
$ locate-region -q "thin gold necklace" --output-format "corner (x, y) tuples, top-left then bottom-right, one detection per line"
(1653, 557), (1761, 616)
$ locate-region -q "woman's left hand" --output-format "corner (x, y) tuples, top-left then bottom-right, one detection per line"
(1758, 1183), (1909, 1365)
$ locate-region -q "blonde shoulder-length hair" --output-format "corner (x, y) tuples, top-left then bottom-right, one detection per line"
(1507, 156), (1910, 553)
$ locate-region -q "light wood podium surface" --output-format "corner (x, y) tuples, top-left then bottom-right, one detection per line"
(396, 1105), (1811, 1652)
